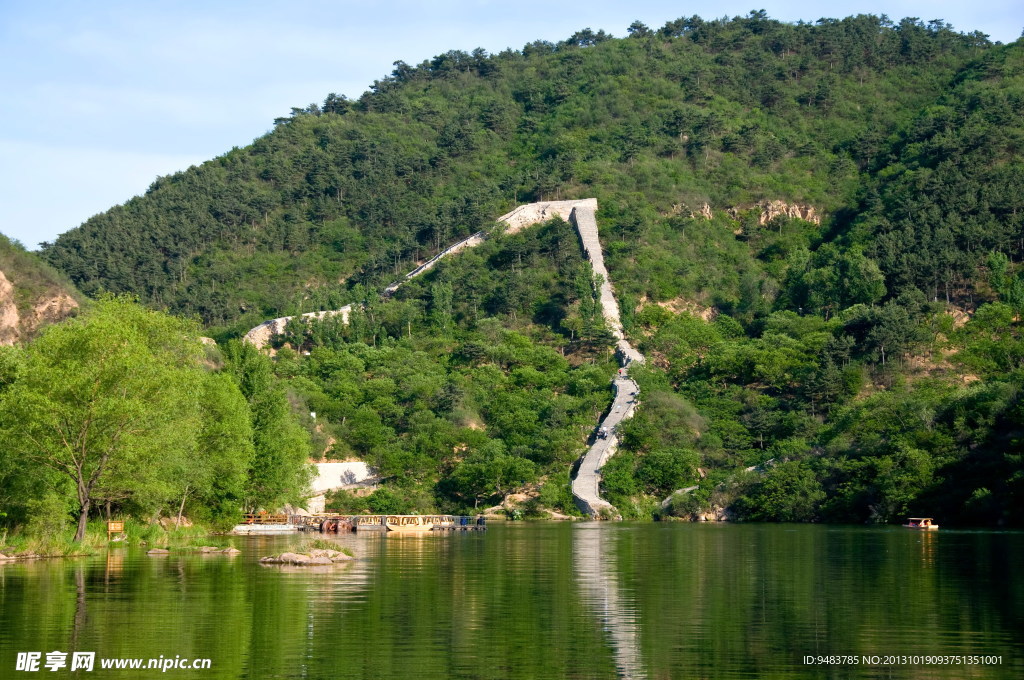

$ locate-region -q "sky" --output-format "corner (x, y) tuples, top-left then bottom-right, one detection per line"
(1, 1), (1021, 250)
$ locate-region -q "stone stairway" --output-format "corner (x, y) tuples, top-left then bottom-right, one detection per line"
(566, 204), (645, 517)
(384, 231), (486, 295)
(242, 199), (644, 518)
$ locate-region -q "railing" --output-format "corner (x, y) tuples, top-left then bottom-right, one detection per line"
(242, 514), (290, 525)
(241, 513), (487, 529)
(384, 515), (486, 528)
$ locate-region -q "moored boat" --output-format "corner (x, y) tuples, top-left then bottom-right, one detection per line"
(903, 517), (939, 530)
(384, 515), (435, 532)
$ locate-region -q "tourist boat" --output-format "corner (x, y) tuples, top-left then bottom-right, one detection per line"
(384, 515), (435, 533)
(903, 517), (939, 530)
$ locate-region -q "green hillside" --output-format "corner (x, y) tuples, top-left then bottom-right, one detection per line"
(38, 14), (1024, 526)
(45, 14), (991, 330)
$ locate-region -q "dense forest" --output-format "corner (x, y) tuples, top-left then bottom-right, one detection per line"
(0, 297), (313, 540)
(27, 14), (1024, 526)
(44, 13), (995, 331)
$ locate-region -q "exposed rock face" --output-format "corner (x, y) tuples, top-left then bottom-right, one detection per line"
(28, 294), (78, 333)
(693, 203), (713, 220)
(652, 296), (716, 321)
(0, 272), (19, 345)
(0, 270), (79, 345)
(680, 200), (820, 225)
(756, 200), (820, 225)
(724, 200), (821, 225)
(695, 506), (733, 522)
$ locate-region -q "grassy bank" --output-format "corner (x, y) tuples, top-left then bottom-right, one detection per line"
(0, 530), (104, 558)
(0, 517), (232, 559)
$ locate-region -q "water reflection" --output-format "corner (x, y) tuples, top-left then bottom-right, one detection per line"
(70, 564), (86, 652)
(0, 526), (1020, 679)
(573, 523), (647, 680)
(916, 530), (937, 568)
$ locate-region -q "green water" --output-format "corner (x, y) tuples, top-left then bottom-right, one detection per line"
(1, 523), (1021, 679)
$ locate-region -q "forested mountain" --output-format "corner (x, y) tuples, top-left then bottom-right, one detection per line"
(39, 14), (1024, 525)
(45, 14), (992, 331)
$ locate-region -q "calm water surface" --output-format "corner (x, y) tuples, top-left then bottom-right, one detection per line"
(0, 523), (1021, 679)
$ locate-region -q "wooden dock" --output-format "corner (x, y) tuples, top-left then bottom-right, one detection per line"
(234, 514), (487, 534)
(309, 514), (487, 533)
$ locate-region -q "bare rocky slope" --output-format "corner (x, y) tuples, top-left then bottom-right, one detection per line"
(0, 237), (80, 345)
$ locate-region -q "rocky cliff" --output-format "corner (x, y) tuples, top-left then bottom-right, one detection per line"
(726, 200), (821, 225)
(680, 200), (821, 225)
(0, 237), (80, 345)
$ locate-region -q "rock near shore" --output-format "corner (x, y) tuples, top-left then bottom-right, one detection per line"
(260, 549), (353, 565)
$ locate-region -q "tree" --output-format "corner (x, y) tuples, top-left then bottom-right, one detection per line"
(445, 440), (536, 508)
(0, 297), (206, 541)
(866, 301), (922, 366)
(627, 21), (652, 38)
(636, 449), (698, 494)
(178, 373), (256, 525)
(222, 341), (314, 511)
(787, 245), (886, 316)
(735, 461), (825, 522)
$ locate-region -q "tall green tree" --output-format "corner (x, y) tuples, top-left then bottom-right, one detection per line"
(222, 341), (313, 511)
(0, 297), (206, 540)
(172, 373), (256, 526)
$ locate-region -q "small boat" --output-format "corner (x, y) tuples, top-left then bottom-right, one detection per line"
(903, 517), (939, 530)
(384, 515), (435, 533)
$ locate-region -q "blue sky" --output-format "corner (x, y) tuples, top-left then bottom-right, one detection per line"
(1, 0), (1021, 249)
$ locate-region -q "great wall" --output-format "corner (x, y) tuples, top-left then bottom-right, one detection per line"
(244, 199), (644, 517)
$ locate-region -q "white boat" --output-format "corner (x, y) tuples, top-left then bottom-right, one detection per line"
(903, 517), (939, 530)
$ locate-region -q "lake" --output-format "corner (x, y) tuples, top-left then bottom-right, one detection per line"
(1, 523), (1021, 678)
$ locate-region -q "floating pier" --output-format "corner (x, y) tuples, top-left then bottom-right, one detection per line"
(232, 514), (486, 534)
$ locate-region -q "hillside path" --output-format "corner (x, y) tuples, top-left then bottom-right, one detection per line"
(571, 374), (640, 517)
(567, 204), (644, 517)
(243, 199), (643, 517)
